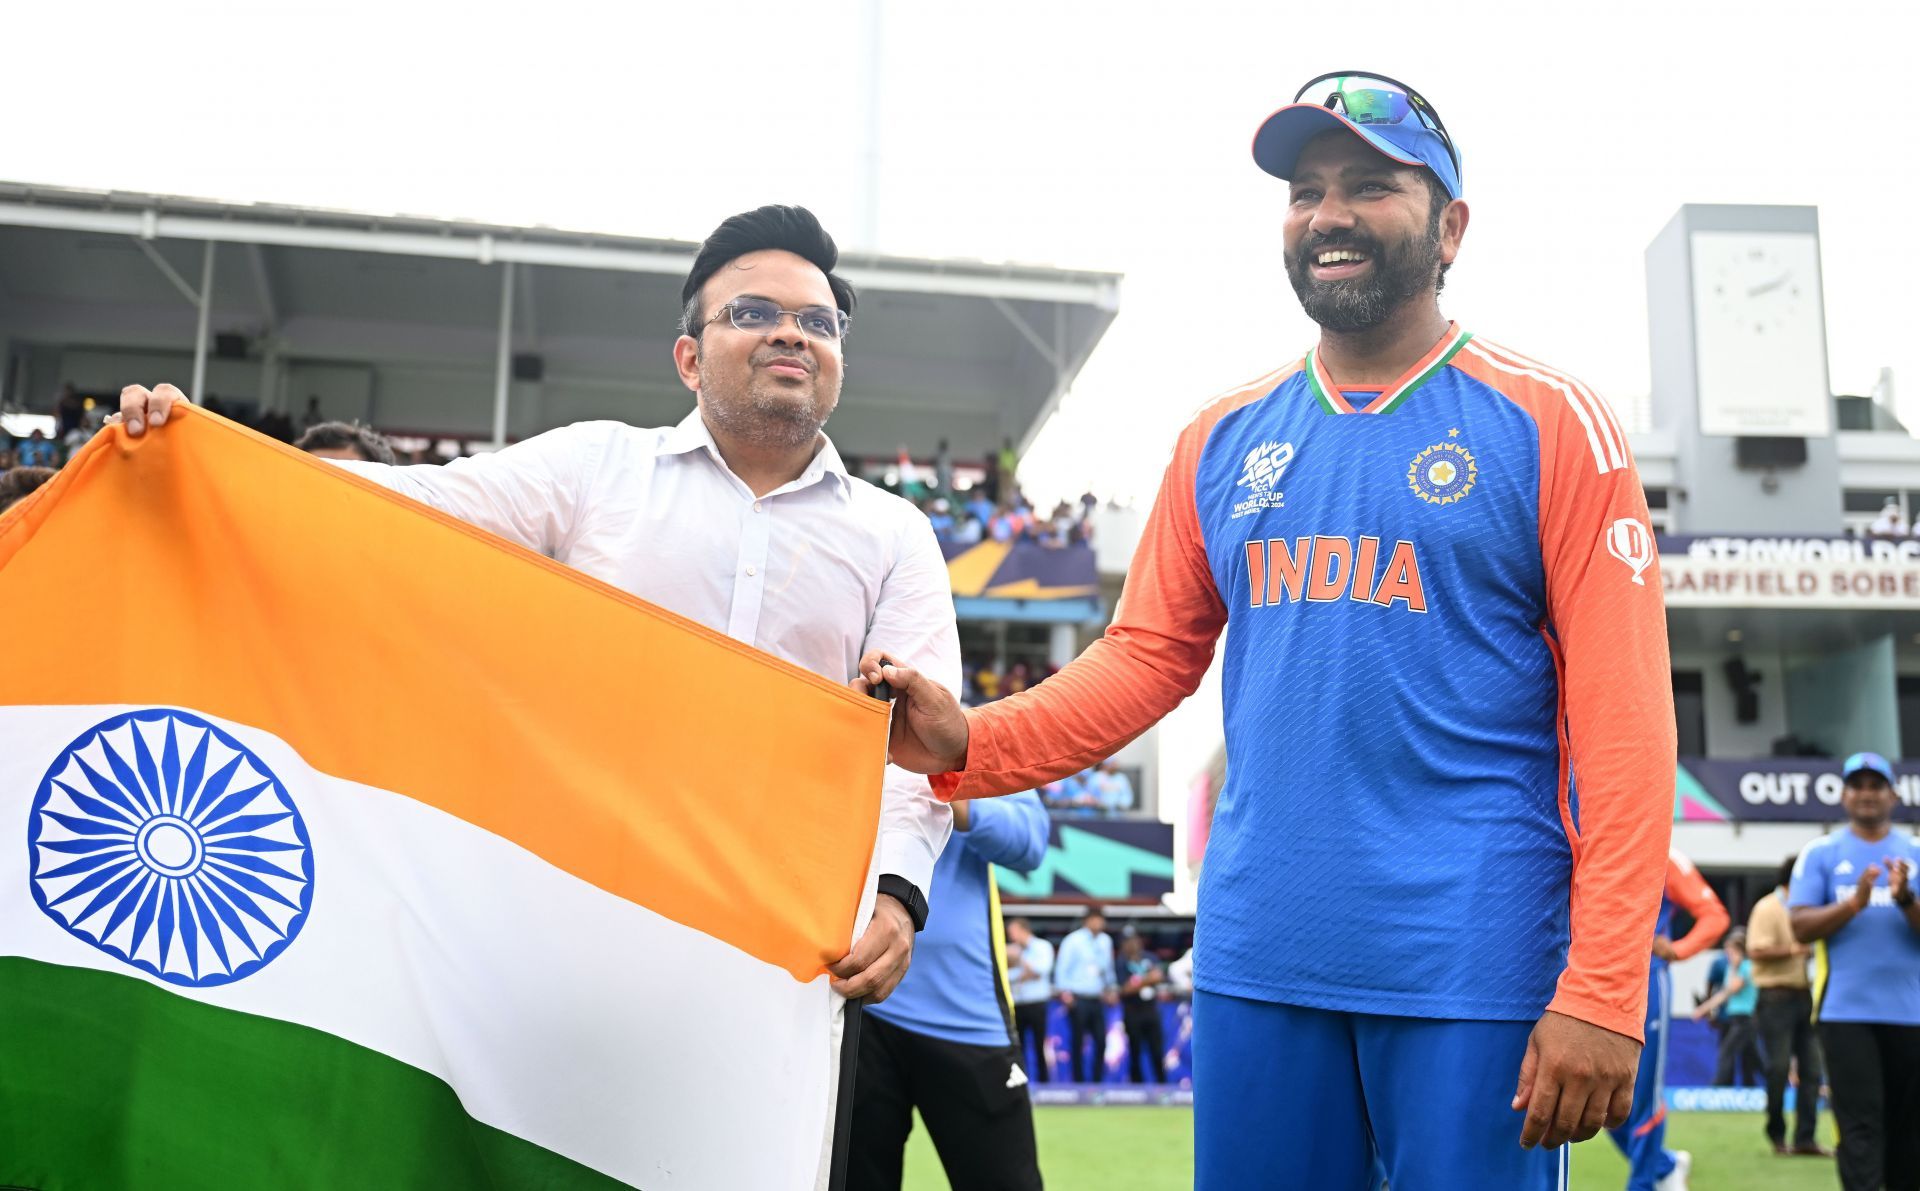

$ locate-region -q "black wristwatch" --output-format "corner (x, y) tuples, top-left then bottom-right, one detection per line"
(876, 874), (929, 932)
(1896, 888), (1917, 909)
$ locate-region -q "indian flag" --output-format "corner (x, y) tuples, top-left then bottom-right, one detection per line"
(0, 407), (891, 1189)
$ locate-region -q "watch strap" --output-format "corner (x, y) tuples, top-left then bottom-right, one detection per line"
(876, 874), (928, 932)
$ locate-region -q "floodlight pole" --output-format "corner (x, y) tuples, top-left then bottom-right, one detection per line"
(493, 261), (516, 447)
(189, 241), (216, 402)
(856, 0), (883, 250)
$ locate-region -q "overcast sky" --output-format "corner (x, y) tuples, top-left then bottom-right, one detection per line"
(12, 0), (1918, 509)
(12, 0), (1915, 823)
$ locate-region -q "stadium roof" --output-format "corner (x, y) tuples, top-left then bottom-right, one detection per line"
(0, 182), (1121, 456)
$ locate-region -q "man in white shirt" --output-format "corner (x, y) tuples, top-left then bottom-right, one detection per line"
(1007, 916), (1056, 1082)
(111, 205), (957, 1001)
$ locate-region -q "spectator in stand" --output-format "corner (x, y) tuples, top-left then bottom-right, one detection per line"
(1747, 854), (1827, 1157)
(1613, 848), (1729, 1191)
(951, 513), (983, 546)
(924, 498), (954, 540)
(988, 505), (1018, 543)
(61, 420), (91, 462)
(1696, 930), (1762, 1087)
(1007, 917), (1054, 1084)
(1092, 759), (1136, 815)
(934, 438), (953, 498)
(1869, 497), (1907, 536)
(964, 490), (994, 528)
(1005, 662), (1031, 697)
(0, 466), (57, 514)
(297, 421), (398, 465)
(975, 667), (1001, 703)
(1119, 930), (1168, 1084)
(17, 430), (57, 469)
(300, 395), (324, 433)
(1054, 906), (1117, 1082)
(1789, 751), (1920, 1191)
(54, 383), (84, 437)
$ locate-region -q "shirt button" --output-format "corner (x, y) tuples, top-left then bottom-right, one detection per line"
(746, 565), (757, 576)
(753, 502), (763, 513)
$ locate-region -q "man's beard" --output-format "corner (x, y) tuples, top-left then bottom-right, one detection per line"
(1285, 222), (1443, 334)
(697, 355), (835, 450)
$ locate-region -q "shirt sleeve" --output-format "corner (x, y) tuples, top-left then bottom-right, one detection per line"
(327, 423), (609, 557)
(1535, 399), (1677, 1042)
(958, 791), (1050, 874)
(937, 407), (1233, 799)
(863, 511), (959, 895)
(1788, 845), (1832, 908)
(1665, 853), (1731, 960)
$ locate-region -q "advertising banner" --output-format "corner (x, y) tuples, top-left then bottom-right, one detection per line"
(1659, 534), (1920, 609)
(1675, 757), (1920, 823)
(995, 817), (1176, 903)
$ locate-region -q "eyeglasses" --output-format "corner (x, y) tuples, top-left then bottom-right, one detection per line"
(704, 297), (850, 344)
(1291, 71), (1460, 177)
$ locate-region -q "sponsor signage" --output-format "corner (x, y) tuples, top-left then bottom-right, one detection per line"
(995, 817), (1176, 904)
(1659, 535), (1920, 609)
(1665, 1087), (1823, 1113)
(1675, 757), (1920, 823)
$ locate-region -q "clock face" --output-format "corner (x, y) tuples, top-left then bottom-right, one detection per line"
(1706, 241), (1807, 337)
(1689, 230), (1830, 438)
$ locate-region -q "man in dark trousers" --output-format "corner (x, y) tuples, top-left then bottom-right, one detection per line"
(1790, 752), (1920, 1191)
(851, 791), (1050, 1190)
(1053, 906), (1116, 1082)
(1006, 917), (1055, 1082)
(1747, 854), (1827, 1156)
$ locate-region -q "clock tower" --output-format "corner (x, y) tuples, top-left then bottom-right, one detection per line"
(1645, 205), (1841, 534)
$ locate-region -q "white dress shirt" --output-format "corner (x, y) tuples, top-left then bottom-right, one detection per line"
(333, 410), (956, 895)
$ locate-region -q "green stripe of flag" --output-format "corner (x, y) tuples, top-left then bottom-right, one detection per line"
(0, 956), (630, 1190)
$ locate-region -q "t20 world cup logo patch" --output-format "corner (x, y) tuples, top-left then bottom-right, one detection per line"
(1232, 441), (1295, 519)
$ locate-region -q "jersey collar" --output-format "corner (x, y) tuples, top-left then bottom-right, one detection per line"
(1303, 323), (1473, 415)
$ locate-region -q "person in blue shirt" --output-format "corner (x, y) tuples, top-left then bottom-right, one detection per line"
(1789, 751), (1920, 1191)
(16, 430), (57, 469)
(1006, 917), (1055, 1082)
(850, 790), (1049, 1191)
(1054, 906), (1118, 1082)
(1693, 931), (1761, 1087)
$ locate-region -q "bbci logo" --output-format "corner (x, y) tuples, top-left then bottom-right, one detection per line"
(26, 708), (315, 987)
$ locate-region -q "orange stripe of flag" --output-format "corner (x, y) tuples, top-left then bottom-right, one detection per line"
(0, 407), (888, 980)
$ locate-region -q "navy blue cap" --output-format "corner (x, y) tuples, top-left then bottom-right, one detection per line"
(1842, 751), (1897, 787)
(1253, 95), (1462, 200)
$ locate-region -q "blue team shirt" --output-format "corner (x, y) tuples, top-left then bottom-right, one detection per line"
(1789, 827), (1920, 1026)
(866, 791), (1049, 1048)
(1187, 330), (1668, 1023)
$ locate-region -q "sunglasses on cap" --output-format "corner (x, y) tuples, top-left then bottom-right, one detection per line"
(1292, 71), (1461, 179)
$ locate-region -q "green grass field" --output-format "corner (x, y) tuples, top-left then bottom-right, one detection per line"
(902, 1107), (1835, 1189)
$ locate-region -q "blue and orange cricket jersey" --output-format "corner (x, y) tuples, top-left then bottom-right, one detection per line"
(941, 325), (1676, 1039)
(1657, 849), (1729, 968)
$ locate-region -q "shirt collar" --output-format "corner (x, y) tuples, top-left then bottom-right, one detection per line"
(660, 408), (852, 500)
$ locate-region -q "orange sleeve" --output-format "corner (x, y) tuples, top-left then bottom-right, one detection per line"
(935, 380), (1279, 800)
(1459, 346), (1676, 1042)
(1663, 851), (1730, 960)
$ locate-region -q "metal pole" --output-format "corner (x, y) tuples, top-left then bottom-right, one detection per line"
(189, 241), (216, 400)
(492, 261), (515, 447)
(856, 0), (883, 250)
